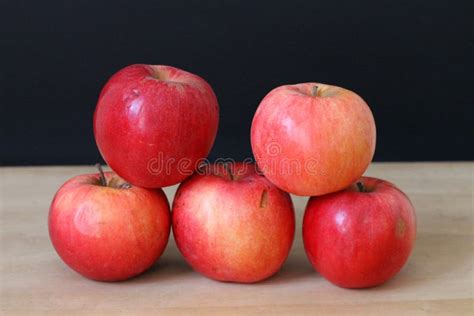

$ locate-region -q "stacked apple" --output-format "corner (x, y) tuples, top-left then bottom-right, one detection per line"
(49, 64), (416, 288)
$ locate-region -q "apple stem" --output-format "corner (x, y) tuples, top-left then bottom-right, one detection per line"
(95, 163), (107, 187)
(259, 190), (268, 208)
(255, 163), (264, 175)
(312, 85), (319, 97)
(356, 182), (365, 193)
(225, 163), (234, 181)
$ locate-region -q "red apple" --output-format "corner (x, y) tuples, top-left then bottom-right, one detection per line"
(251, 83), (376, 196)
(49, 166), (171, 281)
(94, 64), (219, 188)
(303, 177), (416, 288)
(172, 163), (295, 283)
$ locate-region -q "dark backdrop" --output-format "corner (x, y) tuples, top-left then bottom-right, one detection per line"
(1, 0), (472, 165)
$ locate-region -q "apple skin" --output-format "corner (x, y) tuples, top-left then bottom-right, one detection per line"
(303, 177), (416, 288)
(94, 64), (219, 188)
(172, 163), (295, 283)
(251, 83), (376, 196)
(48, 171), (171, 281)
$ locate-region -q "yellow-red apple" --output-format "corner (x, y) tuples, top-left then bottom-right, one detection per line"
(49, 166), (171, 281)
(251, 83), (376, 196)
(172, 163), (295, 283)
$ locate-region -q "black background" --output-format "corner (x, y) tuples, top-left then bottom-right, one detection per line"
(1, 0), (472, 165)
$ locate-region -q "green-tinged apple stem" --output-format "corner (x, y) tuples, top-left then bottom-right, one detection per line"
(312, 85), (319, 97)
(356, 182), (365, 193)
(95, 163), (107, 187)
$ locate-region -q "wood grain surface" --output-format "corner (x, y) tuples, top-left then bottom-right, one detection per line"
(1, 162), (473, 315)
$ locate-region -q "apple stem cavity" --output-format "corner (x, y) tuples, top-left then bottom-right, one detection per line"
(356, 182), (365, 193)
(225, 163), (235, 181)
(312, 85), (319, 97)
(95, 163), (107, 187)
(120, 183), (132, 189)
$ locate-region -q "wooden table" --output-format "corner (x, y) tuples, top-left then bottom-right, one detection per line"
(1, 163), (473, 315)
